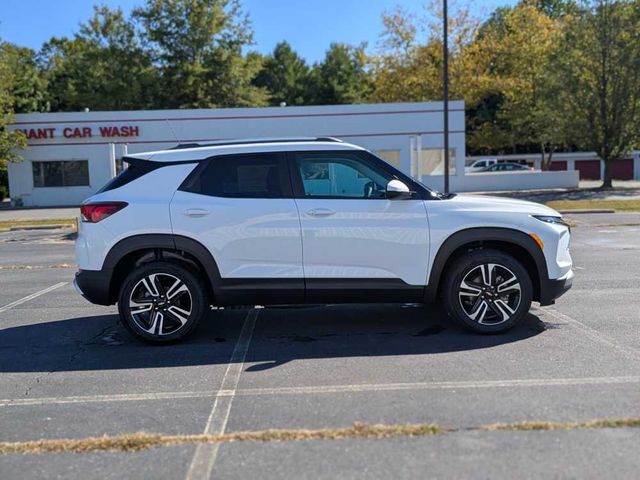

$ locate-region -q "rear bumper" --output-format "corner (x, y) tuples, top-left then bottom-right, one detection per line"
(74, 269), (113, 306)
(539, 269), (574, 306)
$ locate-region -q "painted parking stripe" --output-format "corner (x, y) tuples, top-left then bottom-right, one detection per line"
(536, 306), (640, 361)
(2, 375), (640, 408)
(185, 308), (258, 480)
(0, 282), (67, 314)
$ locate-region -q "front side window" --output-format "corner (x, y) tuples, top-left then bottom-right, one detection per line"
(32, 161), (89, 187)
(294, 152), (393, 199)
(182, 153), (286, 198)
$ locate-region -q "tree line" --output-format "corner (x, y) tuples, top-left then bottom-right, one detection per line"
(1, 0), (640, 189)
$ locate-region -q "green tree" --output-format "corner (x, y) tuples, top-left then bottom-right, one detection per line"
(0, 43), (28, 196)
(471, 4), (565, 165)
(133, 0), (267, 108)
(253, 41), (310, 106)
(40, 5), (157, 111)
(1, 44), (48, 113)
(371, 3), (493, 106)
(307, 43), (371, 105)
(555, 0), (640, 188)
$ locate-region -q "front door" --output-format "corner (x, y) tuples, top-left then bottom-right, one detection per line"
(290, 150), (430, 302)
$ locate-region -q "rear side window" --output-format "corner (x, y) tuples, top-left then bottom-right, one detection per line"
(97, 161), (159, 193)
(180, 153), (289, 198)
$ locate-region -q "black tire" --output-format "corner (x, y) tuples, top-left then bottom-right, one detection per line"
(117, 261), (207, 344)
(442, 249), (532, 334)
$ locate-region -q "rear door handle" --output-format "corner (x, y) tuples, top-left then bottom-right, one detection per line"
(306, 208), (335, 217)
(183, 208), (210, 218)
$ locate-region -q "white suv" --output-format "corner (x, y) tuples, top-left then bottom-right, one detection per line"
(74, 138), (573, 343)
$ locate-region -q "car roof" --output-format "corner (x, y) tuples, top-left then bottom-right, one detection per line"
(126, 137), (365, 162)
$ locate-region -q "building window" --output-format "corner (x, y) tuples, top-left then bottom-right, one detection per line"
(375, 150), (402, 169)
(32, 161), (90, 188)
(411, 149), (456, 176)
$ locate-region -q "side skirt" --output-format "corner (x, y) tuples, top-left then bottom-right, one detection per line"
(214, 278), (425, 306)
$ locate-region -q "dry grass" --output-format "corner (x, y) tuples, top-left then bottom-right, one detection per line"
(0, 422), (443, 455)
(484, 418), (640, 432)
(0, 263), (74, 270)
(0, 218), (76, 231)
(545, 199), (640, 212)
(4, 417), (640, 456)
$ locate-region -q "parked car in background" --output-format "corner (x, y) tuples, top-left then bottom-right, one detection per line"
(465, 158), (497, 173)
(480, 163), (534, 172)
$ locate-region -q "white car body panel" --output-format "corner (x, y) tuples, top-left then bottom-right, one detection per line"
(75, 163), (197, 270)
(425, 194), (571, 281)
(170, 191), (304, 278)
(295, 198), (430, 285)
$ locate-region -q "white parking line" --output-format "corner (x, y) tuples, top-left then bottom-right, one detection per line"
(537, 306), (640, 362)
(0, 390), (215, 407)
(0, 282), (67, 314)
(185, 308), (258, 480)
(224, 375), (640, 396)
(2, 375), (640, 408)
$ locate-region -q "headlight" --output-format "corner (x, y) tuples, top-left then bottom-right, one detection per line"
(532, 215), (571, 232)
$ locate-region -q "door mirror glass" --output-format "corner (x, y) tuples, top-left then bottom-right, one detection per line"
(386, 179), (413, 200)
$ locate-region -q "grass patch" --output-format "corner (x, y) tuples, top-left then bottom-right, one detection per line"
(4, 417), (640, 455)
(545, 199), (640, 212)
(0, 218), (77, 230)
(0, 263), (74, 270)
(484, 418), (640, 432)
(0, 422), (443, 455)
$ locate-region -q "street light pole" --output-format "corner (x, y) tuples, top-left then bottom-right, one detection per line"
(443, 0), (450, 194)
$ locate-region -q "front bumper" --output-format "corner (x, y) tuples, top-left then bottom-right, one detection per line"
(539, 269), (574, 306)
(74, 269), (113, 306)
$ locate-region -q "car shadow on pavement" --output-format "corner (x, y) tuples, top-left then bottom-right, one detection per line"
(0, 304), (548, 373)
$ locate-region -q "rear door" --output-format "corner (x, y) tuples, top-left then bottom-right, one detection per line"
(289, 150), (430, 302)
(170, 152), (303, 303)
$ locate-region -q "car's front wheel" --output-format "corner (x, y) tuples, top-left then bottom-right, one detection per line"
(442, 249), (533, 334)
(117, 261), (207, 344)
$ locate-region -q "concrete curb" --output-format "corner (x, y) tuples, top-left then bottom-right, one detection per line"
(559, 209), (616, 215)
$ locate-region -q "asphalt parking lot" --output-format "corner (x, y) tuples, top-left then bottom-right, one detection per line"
(1, 213), (639, 479)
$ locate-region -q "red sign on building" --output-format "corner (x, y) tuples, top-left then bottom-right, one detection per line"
(16, 125), (140, 140)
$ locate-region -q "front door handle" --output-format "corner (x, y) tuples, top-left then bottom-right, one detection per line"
(183, 208), (210, 218)
(306, 208), (336, 217)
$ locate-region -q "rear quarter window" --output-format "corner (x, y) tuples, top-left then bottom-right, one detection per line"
(96, 161), (160, 193)
(179, 153), (290, 198)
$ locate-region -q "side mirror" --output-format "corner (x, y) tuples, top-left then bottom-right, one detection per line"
(386, 179), (414, 200)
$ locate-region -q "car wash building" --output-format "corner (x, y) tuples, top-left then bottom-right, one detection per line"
(7, 102), (467, 207)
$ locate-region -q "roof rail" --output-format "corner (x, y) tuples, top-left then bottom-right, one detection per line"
(170, 137), (343, 150)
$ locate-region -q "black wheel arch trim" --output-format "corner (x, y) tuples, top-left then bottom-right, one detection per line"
(101, 233), (223, 304)
(425, 227), (550, 304)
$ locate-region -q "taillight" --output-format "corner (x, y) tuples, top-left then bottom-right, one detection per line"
(80, 202), (128, 223)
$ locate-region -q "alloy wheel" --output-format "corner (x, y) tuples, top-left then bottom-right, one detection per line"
(128, 273), (193, 336)
(458, 263), (521, 325)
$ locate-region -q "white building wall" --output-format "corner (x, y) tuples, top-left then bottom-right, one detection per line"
(9, 101), (465, 206)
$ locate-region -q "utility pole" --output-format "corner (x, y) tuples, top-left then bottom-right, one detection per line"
(443, 0), (450, 194)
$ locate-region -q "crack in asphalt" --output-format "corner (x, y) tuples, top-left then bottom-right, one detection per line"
(21, 322), (119, 397)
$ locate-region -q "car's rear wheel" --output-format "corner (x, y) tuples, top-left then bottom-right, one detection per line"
(118, 261), (206, 344)
(442, 249), (532, 334)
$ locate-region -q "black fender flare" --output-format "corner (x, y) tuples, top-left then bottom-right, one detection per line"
(424, 227), (549, 303)
(103, 233), (222, 301)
